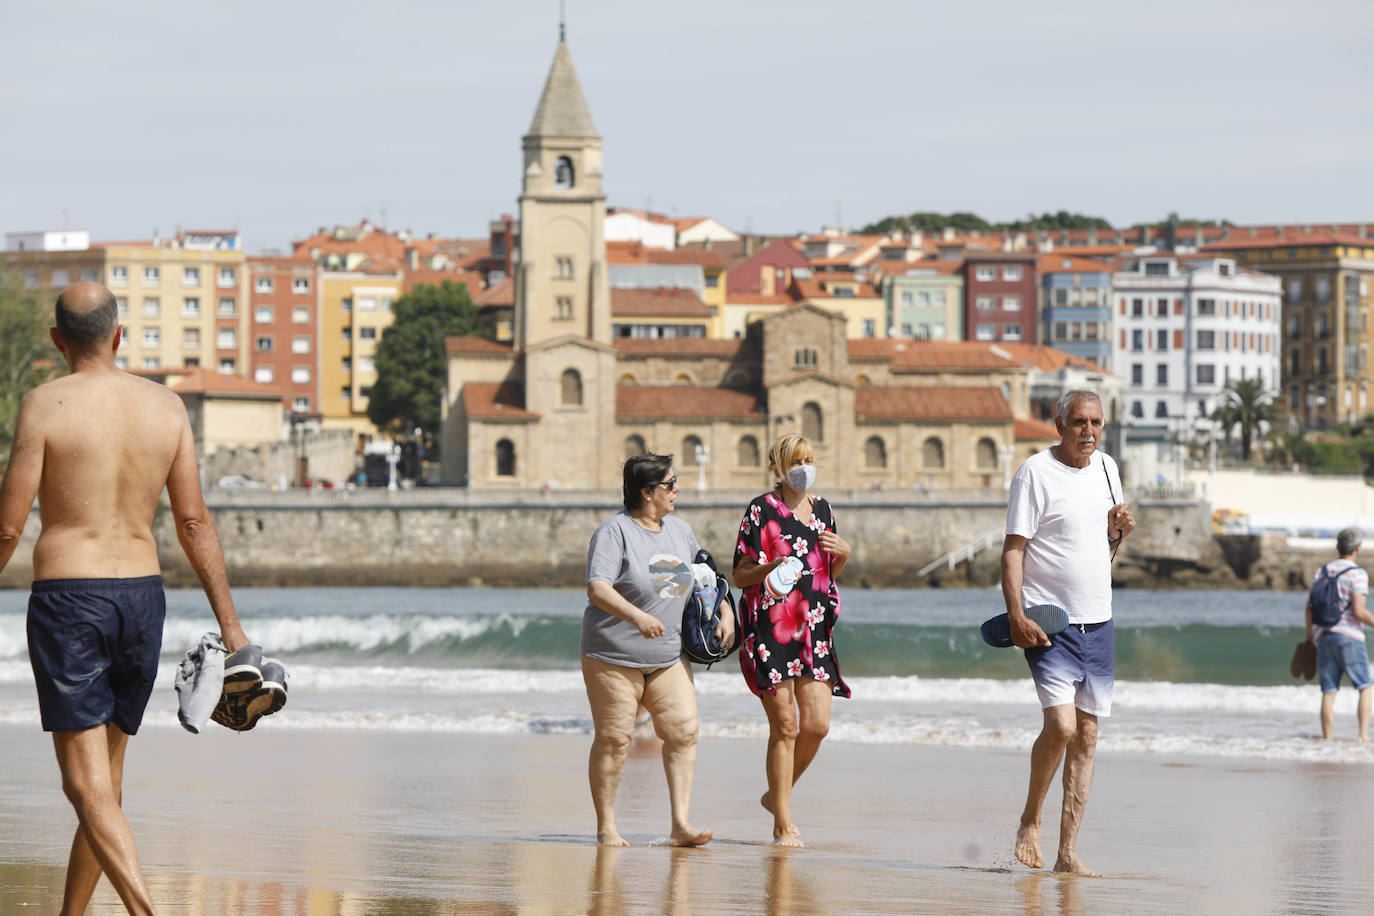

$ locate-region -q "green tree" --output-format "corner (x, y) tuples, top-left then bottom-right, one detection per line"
(1218, 377), (1272, 462)
(0, 271), (55, 463)
(367, 280), (485, 443)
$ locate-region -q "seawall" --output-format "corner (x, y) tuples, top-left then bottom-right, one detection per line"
(0, 488), (1320, 590)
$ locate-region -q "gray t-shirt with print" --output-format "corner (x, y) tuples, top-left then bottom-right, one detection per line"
(582, 510), (701, 668)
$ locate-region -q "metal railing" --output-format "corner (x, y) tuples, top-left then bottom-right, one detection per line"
(916, 526), (1006, 577)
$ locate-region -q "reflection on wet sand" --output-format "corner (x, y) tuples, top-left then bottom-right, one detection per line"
(1015, 872), (1084, 916)
(586, 842), (695, 916)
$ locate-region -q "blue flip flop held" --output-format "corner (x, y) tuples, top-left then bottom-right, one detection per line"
(980, 604), (1070, 648)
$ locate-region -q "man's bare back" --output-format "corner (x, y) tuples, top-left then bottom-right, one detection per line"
(24, 368), (193, 580)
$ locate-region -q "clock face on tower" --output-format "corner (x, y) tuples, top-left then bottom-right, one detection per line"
(554, 156), (574, 189)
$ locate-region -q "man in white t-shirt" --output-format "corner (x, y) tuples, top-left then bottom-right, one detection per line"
(1306, 527), (1374, 741)
(1000, 389), (1134, 877)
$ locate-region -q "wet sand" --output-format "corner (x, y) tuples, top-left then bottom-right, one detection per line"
(4, 723), (1374, 914)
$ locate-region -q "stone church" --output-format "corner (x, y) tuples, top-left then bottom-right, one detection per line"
(439, 36), (1065, 490)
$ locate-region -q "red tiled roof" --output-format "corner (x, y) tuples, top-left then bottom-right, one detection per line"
(1205, 231), (1374, 251)
(160, 368), (288, 398)
(994, 343), (1106, 374)
(613, 339), (744, 357)
(1015, 418), (1059, 440)
(1036, 255), (1116, 274)
(247, 254), (315, 267)
(606, 241), (724, 267)
(446, 335), (514, 356)
(474, 277), (514, 307)
(404, 270), (484, 295)
(462, 382), (537, 420)
(726, 293), (794, 306)
(611, 287), (712, 318)
(871, 258), (963, 277)
(617, 385), (763, 420)
(856, 386), (1011, 422)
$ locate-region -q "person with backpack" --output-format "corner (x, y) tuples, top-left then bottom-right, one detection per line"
(1306, 527), (1374, 741)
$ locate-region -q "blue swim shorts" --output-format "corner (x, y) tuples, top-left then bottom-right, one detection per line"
(1024, 619), (1114, 717)
(1316, 631), (1372, 693)
(27, 576), (167, 735)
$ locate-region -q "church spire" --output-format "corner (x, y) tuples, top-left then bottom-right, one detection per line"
(526, 35), (598, 140)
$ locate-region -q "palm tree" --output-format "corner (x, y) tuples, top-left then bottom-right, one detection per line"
(1210, 399), (1240, 457)
(1219, 377), (1273, 462)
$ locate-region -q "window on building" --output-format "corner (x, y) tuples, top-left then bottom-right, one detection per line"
(255, 336), (273, 353)
(256, 276), (274, 293)
(1291, 349), (1301, 375)
(292, 397), (310, 413)
(794, 348), (818, 367)
(862, 319), (876, 337)
(381, 297), (393, 312)
(1130, 364), (1143, 385)
(1287, 277), (1302, 303)
(182, 267), (200, 287)
(292, 307), (310, 323)
(292, 336), (310, 354)
(358, 327), (378, 341)
(291, 367), (310, 384)
(1155, 400), (1169, 418)
(863, 436), (887, 469)
(142, 298), (160, 318)
(1198, 298), (1215, 316)
(556, 256), (574, 279)
(111, 266), (128, 285)
(1054, 321), (1067, 340)
(1003, 324), (1022, 341)
(218, 297), (236, 317)
(1156, 298), (1169, 317)
(802, 402), (823, 442)
(218, 267), (236, 288)
(1319, 347), (1329, 375)
(293, 277), (311, 294)
(900, 291), (914, 306)
(142, 266), (160, 285)
(902, 323), (914, 337)
(115, 297), (128, 316)
(1131, 400), (1144, 418)
(341, 358), (352, 373)
(142, 328), (160, 346)
(495, 439), (516, 476)
(114, 357), (128, 369)
(1157, 364), (1168, 386)
(142, 357), (160, 369)
(554, 156), (575, 189)
(1316, 276), (1331, 303)
(217, 329), (236, 350)
(624, 435), (646, 459)
(356, 356), (374, 373)
(219, 358), (236, 373)
(255, 306), (273, 323)
(1157, 329), (1168, 350)
(1288, 313), (1300, 338)
(561, 368), (583, 406)
(255, 367), (274, 383)
(1196, 330), (1215, 350)
(1002, 296), (1021, 311)
(975, 267), (995, 281)
(737, 435), (760, 467)
(1197, 364), (1216, 385)
(81, 267), (99, 283)
(922, 437), (944, 468)
(1144, 261), (1169, 276)
(182, 297), (200, 317)
(1317, 311), (1329, 339)
(1054, 288), (1068, 306)
(183, 328), (200, 349)
(976, 324), (996, 341)
(50, 268), (69, 286)
(1290, 386), (1301, 409)
(1003, 265), (1022, 281)
(556, 296), (573, 320)
(975, 437), (997, 470)
(358, 297), (376, 312)
(976, 296), (994, 311)
(1132, 329), (1144, 351)
(1132, 298), (1144, 316)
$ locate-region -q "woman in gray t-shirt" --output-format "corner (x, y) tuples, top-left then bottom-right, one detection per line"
(581, 452), (729, 847)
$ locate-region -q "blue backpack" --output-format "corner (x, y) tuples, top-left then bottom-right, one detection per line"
(681, 549), (740, 667)
(1311, 565), (1356, 627)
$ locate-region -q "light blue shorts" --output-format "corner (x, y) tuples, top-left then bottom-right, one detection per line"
(1024, 619), (1114, 717)
(1317, 632), (1372, 693)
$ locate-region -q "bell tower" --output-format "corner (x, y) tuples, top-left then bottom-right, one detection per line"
(515, 33), (611, 349)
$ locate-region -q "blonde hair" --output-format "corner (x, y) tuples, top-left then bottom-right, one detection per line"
(768, 434), (815, 489)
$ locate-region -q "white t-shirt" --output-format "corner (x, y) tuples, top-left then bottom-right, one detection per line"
(1005, 448), (1122, 624)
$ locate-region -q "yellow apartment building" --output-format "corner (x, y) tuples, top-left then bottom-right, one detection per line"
(318, 269), (404, 438)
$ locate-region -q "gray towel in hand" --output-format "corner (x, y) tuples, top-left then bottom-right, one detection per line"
(175, 632), (227, 734)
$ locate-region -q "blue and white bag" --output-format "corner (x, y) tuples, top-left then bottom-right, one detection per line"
(681, 549), (739, 667)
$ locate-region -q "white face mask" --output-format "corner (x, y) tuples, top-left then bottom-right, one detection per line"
(785, 464), (816, 492)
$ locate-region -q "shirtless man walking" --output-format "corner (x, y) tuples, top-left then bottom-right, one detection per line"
(0, 282), (252, 914)
(1000, 390), (1133, 877)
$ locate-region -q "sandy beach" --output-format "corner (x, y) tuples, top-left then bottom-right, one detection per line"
(4, 722), (1374, 915)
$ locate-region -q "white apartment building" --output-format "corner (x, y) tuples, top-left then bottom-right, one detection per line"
(1113, 253), (1281, 429)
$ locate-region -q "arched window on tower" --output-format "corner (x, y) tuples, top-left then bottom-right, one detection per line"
(554, 156), (575, 189)
(682, 435), (703, 466)
(561, 368), (583, 406)
(801, 402), (823, 442)
(495, 439), (516, 477)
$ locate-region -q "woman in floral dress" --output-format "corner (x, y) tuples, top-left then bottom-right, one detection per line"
(732, 433), (851, 846)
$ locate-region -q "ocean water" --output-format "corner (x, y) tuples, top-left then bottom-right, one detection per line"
(0, 586), (1366, 765)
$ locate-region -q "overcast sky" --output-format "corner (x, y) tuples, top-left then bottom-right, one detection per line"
(4, 0), (1371, 252)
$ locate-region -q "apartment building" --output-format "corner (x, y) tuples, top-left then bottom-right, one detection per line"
(247, 255), (321, 414)
(879, 260), (965, 341)
(963, 251), (1037, 344)
(1208, 232), (1374, 427)
(318, 269), (403, 436)
(1039, 255), (1115, 370)
(1112, 253), (1280, 429)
